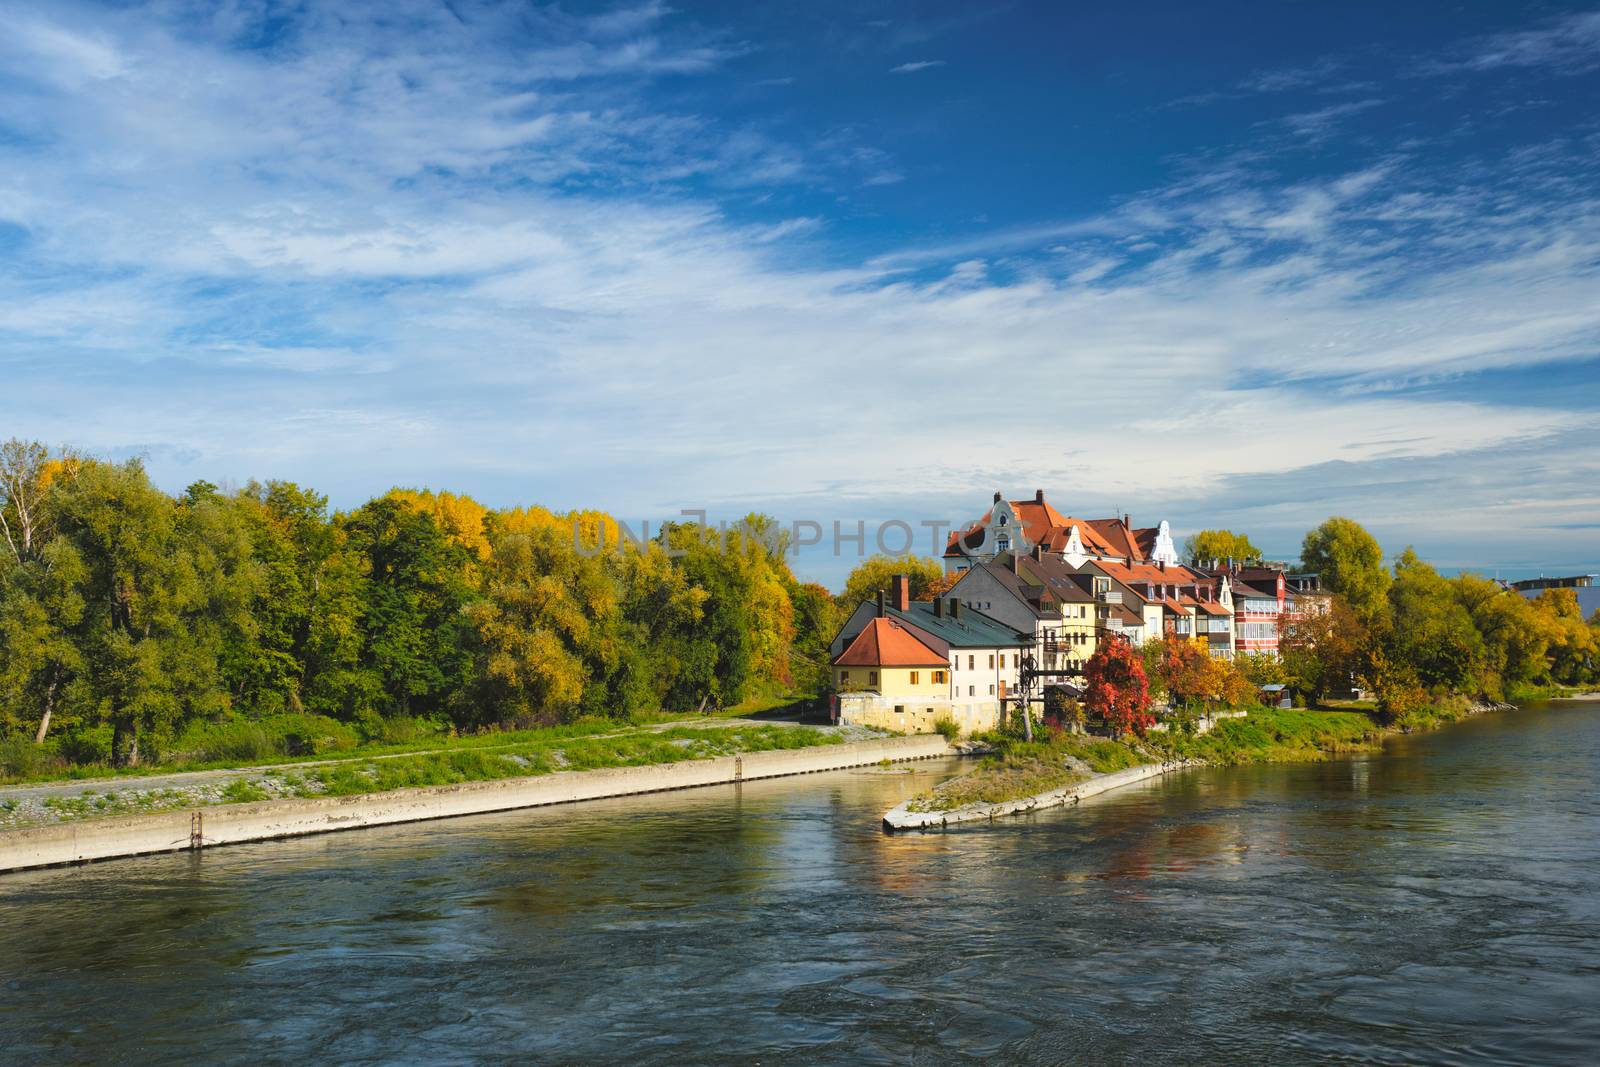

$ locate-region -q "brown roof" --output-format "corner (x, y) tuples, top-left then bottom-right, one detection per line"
(1086, 518), (1142, 562)
(832, 617), (948, 668)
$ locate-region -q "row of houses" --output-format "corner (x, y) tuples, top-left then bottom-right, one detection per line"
(829, 490), (1329, 735)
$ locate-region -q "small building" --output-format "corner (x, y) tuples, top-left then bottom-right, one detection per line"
(830, 575), (1030, 735)
(831, 617), (952, 735)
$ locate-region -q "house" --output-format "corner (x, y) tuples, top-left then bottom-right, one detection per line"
(831, 617), (952, 735)
(1218, 566), (1288, 655)
(830, 575), (1030, 735)
(1085, 558), (1236, 657)
(943, 490), (1182, 573)
(945, 551), (1099, 679)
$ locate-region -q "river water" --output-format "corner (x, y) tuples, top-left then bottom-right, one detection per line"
(3, 701), (1598, 1065)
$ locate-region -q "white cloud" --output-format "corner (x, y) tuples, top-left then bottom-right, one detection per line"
(0, 1), (1596, 582)
(889, 60), (945, 74)
(1428, 10), (1600, 75)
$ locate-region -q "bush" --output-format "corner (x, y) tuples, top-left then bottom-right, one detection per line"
(56, 725), (113, 767)
(932, 716), (960, 742)
(173, 713), (359, 763)
(0, 737), (59, 779)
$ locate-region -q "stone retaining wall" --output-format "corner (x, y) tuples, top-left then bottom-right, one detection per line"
(1, 734), (954, 873)
(883, 758), (1194, 831)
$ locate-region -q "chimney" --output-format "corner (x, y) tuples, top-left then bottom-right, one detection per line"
(892, 574), (910, 612)
(876, 590), (885, 618)
(1035, 489), (1044, 504)
(1009, 553), (1019, 574)
(1159, 560), (1166, 572)
(934, 597), (945, 618)
(1124, 513), (1131, 529)
(1031, 543), (1044, 562)
(993, 491), (1003, 504)
(950, 598), (961, 619)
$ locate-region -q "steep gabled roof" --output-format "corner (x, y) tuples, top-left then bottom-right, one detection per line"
(1086, 518), (1142, 562)
(832, 617), (949, 668)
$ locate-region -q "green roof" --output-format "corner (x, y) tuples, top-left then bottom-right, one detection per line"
(888, 601), (1029, 648)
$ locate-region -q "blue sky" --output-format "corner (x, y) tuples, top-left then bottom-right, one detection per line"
(1, 0), (1598, 587)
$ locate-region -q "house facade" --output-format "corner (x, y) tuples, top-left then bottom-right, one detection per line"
(830, 575), (1029, 735)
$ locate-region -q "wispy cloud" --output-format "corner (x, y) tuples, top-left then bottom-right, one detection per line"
(1271, 98), (1384, 141)
(1425, 10), (1600, 75)
(0, 1), (1595, 583)
(889, 59), (945, 74)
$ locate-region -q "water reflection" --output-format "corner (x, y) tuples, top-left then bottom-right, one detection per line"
(3, 704), (1599, 1064)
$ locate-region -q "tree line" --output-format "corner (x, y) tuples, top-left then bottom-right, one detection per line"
(1096, 518), (1600, 733)
(0, 441), (838, 768)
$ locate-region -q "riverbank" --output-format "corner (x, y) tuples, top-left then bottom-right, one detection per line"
(0, 733), (952, 873)
(884, 701), (1512, 831)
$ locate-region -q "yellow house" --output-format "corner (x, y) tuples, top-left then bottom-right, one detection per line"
(832, 616), (952, 734)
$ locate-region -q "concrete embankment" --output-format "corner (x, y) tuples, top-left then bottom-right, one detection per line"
(882, 758), (1194, 831)
(1, 734), (953, 873)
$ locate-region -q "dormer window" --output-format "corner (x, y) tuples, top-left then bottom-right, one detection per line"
(998, 515), (1008, 526)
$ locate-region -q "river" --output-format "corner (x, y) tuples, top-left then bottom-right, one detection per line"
(3, 700), (1598, 1064)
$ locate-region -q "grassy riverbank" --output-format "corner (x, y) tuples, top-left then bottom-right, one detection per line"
(0, 723), (848, 830)
(908, 706), (1391, 814)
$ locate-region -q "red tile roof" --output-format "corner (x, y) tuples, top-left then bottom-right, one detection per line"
(832, 617), (949, 668)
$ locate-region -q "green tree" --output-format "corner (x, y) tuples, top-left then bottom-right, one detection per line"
(839, 554), (945, 609)
(1388, 550), (1484, 694)
(342, 497), (475, 725)
(1183, 529), (1261, 565)
(1301, 517), (1391, 620)
(463, 521), (604, 728)
(53, 459), (253, 764)
(0, 441), (85, 743)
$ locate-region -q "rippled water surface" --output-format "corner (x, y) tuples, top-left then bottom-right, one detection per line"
(4, 701), (1600, 1064)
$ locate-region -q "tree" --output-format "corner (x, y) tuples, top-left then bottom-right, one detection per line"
(0, 441), (86, 743)
(1388, 549), (1484, 694)
(1532, 589), (1600, 686)
(1084, 634), (1153, 736)
(1183, 529), (1261, 565)
(341, 497), (475, 725)
(1161, 640), (1216, 707)
(788, 581), (840, 695)
(463, 522), (603, 728)
(1301, 517), (1390, 621)
(1281, 597), (1368, 704)
(839, 554), (945, 608)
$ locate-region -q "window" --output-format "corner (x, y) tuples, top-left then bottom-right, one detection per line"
(968, 655), (975, 670)
(996, 538), (1010, 551)
(868, 670), (878, 685)
(894, 705), (905, 714)
(998, 515), (1008, 527)
(988, 654), (995, 668)
(909, 671), (920, 685)
(968, 685), (975, 696)
(988, 684), (995, 695)
(840, 670), (849, 684)
(1013, 654), (1019, 668)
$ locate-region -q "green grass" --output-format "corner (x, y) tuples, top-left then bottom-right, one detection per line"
(7, 723), (852, 828)
(0, 711), (704, 787)
(269, 724), (843, 801)
(1146, 707), (1385, 766)
(910, 706), (1393, 813)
